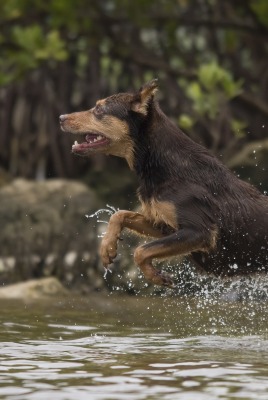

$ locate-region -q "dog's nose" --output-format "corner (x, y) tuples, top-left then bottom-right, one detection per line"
(59, 114), (68, 123)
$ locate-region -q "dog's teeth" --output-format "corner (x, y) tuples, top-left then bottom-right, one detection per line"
(73, 140), (78, 146)
(97, 135), (102, 140)
(93, 138), (98, 142)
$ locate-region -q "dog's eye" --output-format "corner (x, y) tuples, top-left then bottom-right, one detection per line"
(94, 104), (104, 116)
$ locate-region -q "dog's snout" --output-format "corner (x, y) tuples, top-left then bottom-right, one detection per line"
(59, 114), (68, 123)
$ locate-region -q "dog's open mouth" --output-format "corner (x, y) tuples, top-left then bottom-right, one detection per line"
(72, 133), (110, 152)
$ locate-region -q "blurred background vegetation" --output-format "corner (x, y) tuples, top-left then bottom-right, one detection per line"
(0, 0), (268, 206)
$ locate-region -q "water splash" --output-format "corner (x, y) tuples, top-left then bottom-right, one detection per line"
(103, 266), (112, 279)
(162, 261), (268, 302)
(86, 204), (118, 237)
(85, 206), (268, 306)
(86, 205), (119, 278)
(86, 204), (118, 222)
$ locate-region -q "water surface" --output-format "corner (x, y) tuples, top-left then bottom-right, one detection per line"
(1, 293), (268, 399)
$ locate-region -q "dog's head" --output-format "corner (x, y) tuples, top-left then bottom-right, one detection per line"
(59, 80), (158, 169)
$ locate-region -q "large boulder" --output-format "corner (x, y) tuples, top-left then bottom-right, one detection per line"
(0, 178), (197, 295)
(0, 179), (103, 289)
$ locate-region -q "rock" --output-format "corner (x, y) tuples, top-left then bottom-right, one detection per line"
(0, 178), (102, 289)
(0, 277), (68, 299)
(0, 178), (184, 294)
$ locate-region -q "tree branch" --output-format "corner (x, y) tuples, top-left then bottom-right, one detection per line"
(238, 92), (268, 117)
(226, 139), (268, 168)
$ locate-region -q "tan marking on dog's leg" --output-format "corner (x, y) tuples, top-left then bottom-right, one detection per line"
(134, 246), (176, 288)
(99, 210), (165, 267)
(133, 228), (216, 288)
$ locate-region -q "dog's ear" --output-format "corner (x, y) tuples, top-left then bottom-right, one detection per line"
(132, 79), (158, 115)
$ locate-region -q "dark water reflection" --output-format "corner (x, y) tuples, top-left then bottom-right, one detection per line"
(1, 293), (268, 399)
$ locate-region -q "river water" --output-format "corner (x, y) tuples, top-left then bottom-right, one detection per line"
(1, 292), (268, 400)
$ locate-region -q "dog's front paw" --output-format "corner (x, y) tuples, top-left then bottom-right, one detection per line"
(100, 237), (118, 267)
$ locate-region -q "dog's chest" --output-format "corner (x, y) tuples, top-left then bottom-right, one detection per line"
(140, 198), (178, 230)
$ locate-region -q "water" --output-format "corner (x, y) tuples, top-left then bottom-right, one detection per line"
(1, 293), (268, 399)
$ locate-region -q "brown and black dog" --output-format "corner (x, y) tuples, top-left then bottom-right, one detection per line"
(60, 80), (268, 288)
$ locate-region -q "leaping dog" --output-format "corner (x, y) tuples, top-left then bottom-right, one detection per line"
(60, 80), (268, 288)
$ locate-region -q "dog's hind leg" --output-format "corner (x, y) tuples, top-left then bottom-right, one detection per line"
(100, 210), (165, 267)
(134, 228), (213, 288)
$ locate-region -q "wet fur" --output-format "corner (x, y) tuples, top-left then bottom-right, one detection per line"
(60, 80), (268, 288)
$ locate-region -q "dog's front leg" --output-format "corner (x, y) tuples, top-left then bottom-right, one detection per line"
(100, 210), (164, 267)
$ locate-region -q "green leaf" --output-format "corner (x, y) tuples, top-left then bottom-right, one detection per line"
(231, 118), (247, 137)
(250, 0), (268, 27)
(178, 114), (195, 130)
(186, 82), (202, 101)
(36, 30), (68, 61)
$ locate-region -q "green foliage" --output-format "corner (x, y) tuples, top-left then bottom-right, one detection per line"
(198, 62), (243, 98)
(11, 25), (67, 71)
(178, 61), (246, 138)
(0, 0), (85, 84)
(230, 119), (247, 138)
(0, 0), (266, 179)
(250, 0), (268, 27)
(178, 114), (195, 130)
(179, 61), (243, 121)
(0, 12), (67, 83)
